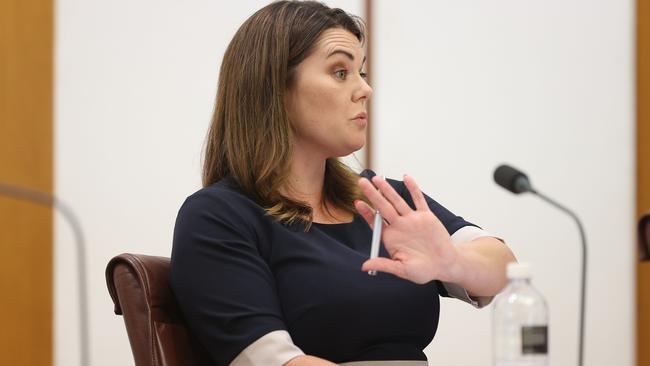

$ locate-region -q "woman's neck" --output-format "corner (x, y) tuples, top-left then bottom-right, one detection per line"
(284, 145), (326, 208)
(284, 146), (352, 224)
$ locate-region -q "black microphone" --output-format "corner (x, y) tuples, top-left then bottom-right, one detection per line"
(493, 164), (587, 366)
(493, 164), (535, 194)
(0, 182), (90, 366)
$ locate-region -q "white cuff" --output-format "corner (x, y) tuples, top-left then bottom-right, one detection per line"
(229, 330), (304, 366)
(440, 281), (493, 308)
(450, 225), (494, 244)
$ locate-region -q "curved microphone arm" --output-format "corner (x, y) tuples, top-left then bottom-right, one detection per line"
(494, 164), (587, 366)
(530, 188), (587, 366)
(0, 182), (90, 366)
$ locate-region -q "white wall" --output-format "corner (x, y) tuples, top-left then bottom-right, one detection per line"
(372, 1), (635, 365)
(54, 0), (635, 365)
(54, 1), (363, 366)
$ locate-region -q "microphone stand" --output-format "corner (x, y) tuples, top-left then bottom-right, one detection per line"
(529, 187), (587, 366)
(0, 182), (90, 366)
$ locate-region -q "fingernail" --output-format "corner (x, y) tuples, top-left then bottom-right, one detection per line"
(368, 270), (377, 276)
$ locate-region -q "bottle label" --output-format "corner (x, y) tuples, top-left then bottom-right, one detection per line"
(521, 325), (548, 354)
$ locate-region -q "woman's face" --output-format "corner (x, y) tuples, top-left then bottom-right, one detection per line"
(286, 28), (373, 159)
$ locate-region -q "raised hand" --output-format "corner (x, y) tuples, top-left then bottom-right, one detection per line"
(355, 175), (463, 284)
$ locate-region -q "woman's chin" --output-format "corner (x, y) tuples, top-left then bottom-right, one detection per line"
(333, 141), (366, 157)
(352, 138), (366, 152)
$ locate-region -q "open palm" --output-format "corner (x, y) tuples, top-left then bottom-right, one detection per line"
(355, 175), (461, 284)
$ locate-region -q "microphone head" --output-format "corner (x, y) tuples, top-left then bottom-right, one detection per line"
(493, 164), (533, 194)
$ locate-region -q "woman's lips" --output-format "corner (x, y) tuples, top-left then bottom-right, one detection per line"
(353, 112), (368, 120)
(352, 112), (368, 126)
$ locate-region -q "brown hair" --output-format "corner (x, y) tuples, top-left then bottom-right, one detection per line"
(203, 1), (367, 228)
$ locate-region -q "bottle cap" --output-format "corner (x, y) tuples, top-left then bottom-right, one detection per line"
(507, 262), (531, 279)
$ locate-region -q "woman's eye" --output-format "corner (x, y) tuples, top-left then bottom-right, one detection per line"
(360, 71), (368, 80)
(334, 70), (348, 79)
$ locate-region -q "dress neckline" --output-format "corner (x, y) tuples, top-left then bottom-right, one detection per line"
(312, 213), (359, 226)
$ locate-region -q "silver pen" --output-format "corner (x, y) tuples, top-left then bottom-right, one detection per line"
(368, 210), (382, 276)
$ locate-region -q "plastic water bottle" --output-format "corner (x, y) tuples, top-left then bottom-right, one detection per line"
(493, 262), (549, 366)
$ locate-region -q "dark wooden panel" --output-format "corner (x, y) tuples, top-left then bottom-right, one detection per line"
(0, 0), (53, 365)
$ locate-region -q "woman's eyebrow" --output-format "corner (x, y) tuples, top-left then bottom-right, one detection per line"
(327, 49), (367, 65)
(327, 50), (367, 70)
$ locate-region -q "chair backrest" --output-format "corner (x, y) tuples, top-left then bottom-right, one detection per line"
(106, 253), (208, 366)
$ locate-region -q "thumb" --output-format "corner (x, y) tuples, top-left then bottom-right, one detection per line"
(361, 257), (406, 278)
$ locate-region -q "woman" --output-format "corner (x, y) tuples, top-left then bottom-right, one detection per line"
(170, 1), (516, 366)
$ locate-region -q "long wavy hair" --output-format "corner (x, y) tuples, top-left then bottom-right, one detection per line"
(203, 1), (368, 228)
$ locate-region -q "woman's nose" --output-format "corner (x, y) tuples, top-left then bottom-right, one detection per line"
(353, 77), (373, 102)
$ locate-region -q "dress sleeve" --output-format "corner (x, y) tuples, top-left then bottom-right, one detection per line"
(169, 190), (304, 366)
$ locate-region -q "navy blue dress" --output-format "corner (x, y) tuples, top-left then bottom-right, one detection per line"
(169, 170), (477, 366)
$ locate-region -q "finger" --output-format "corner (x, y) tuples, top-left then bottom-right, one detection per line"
(358, 178), (399, 223)
(403, 174), (428, 211)
(354, 199), (376, 229)
(361, 257), (406, 279)
(370, 175), (412, 216)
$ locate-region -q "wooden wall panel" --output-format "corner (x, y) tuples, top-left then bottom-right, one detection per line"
(0, 0), (53, 365)
(639, 1), (650, 365)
